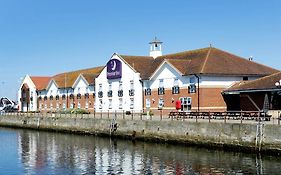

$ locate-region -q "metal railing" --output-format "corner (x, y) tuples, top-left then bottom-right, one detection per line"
(1, 110), (280, 125)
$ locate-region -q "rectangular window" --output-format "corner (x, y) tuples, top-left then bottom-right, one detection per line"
(158, 98), (164, 109)
(119, 81), (123, 90)
(129, 89), (135, 96)
(108, 99), (112, 109)
(130, 80), (134, 90)
(173, 78), (179, 87)
(146, 98), (151, 108)
(119, 98), (123, 109)
(70, 103), (74, 109)
(99, 99), (102, 109)
(99, 84), (102, 91)
(109, 82), (112, 91)
(159, 79), (164, 88)
(63, 102), (66, 109)
(158, 87), (165, 95)
(77, 102), (81, 109)
(172, 86), (180, 94)
(85, 101), (89, 109)
(189, 77), (196, 84)
(145, 88), (152, 96)
(180, 97), (192, 112)
(188, 84), (196, 93)
(44, 103), (47, 110)
(130, 98), (134, 109)
(56, 103), (59, 109)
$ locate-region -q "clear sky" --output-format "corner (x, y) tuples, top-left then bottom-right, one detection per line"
(0, 0), (281, 100)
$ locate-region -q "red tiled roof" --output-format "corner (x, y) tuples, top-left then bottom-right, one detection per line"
(30, 76), (51, 90)
(52, 66), (104, 88)
(121, 47), (278, 79)
(224, 71), (281, 92)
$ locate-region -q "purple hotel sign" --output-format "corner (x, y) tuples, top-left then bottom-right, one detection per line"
(107, 59), (122, 79)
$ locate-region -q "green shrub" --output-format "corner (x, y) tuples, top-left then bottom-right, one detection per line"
(70, 108), (90, 114)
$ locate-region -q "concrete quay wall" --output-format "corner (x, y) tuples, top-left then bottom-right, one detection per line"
(1, 114), (281, 153)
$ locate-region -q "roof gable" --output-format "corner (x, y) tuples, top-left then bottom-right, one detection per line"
(30, 76), (51, 90)
(72, 74), (89, 88)
(225, 71), (281, 92)
(52, 66), (104, 88)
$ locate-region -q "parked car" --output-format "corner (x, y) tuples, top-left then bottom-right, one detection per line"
(0, 97), (18, 113)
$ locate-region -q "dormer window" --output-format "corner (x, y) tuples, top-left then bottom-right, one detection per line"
(50, 95), (53, 100)
(62, 94), (66, 100)
(56, 95), (59, 100)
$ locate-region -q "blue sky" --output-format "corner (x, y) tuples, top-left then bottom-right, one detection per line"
(0, 0), (281, 100)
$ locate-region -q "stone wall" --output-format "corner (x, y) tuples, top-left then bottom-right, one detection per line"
(1, 114), (281, 153)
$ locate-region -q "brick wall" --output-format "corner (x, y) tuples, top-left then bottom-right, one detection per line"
(143, 87), (226, 115)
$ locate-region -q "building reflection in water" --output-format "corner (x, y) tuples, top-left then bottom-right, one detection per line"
(16, 129), (281, 175)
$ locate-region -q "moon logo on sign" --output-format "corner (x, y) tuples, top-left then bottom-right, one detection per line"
(111, 60), (117, 71)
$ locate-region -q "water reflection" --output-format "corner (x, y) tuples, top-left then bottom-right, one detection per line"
(0, 128), (279, 174)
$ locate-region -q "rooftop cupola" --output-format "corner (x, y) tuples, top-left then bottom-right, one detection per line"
(149, 37), (163, 58)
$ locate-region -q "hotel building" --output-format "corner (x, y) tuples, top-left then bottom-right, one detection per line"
(18, 39), (278, 114)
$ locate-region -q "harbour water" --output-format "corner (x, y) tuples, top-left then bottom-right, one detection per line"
(1, 127), (281, 175)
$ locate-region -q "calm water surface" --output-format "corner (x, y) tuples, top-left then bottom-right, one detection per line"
(1, 127), (281, 175)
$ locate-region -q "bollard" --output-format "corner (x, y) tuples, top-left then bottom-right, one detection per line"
(131, 110), (133, 120)
(123, 110), (125, 120)
(160, 110), (163, 121)
(108, 110), (109, 119)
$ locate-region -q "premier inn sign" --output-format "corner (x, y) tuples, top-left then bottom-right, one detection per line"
(107, 59), (122, 79)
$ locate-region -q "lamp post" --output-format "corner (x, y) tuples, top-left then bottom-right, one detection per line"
(193, 74), (200, 112)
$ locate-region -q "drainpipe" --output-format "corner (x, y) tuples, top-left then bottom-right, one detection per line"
(194, 74), (200, 112)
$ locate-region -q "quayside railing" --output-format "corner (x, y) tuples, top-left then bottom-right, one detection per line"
(1, 110), (280, 125)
